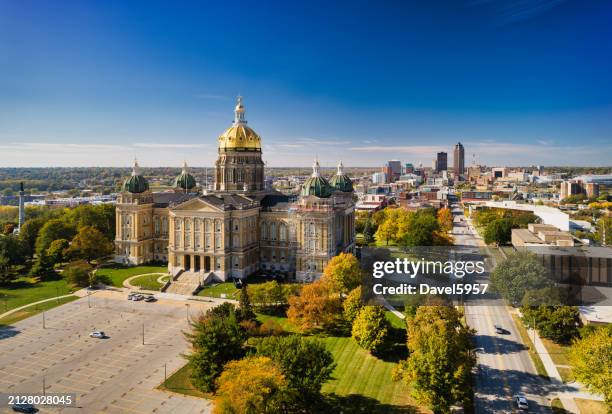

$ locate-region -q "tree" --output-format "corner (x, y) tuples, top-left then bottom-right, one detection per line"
(399, 211), (439, 247)
(569, 327), (612, 407)
(490, 251), (554, 306)
(351, 305), (391, 354)
(19, 217), (46, 258)
(362, 220), (375, 244)
(249, 281), (294, 313)
(65, 204), (116, 240)
(522, 305), (581, 344)
(214, 356), (286, 414)
(46, 238), (69, 265)
(287, 280), (343, 333)
(62, 260), (93, 287)
(394, 306), (474, 413)
(35, 219), (75, 258)
(186, 307), (246, 392)
(375, 218), (396, 246)
(0, 235), (26, 283)
(483, 218), (512, 245)
(67, 226), (113, 263)
(437, 208), (453, 233)
(343, 286), (363, 323)
(238, 286), (256, 321)
(322, 252), (362, 294)
(255, 334), (335, 401)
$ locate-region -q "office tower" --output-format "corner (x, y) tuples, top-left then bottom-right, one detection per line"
(453, 142), (465, 176)
(436, 152), (447, 172)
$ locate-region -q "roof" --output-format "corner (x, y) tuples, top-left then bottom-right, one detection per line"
(512, 229), (545, 244)
(153, 192), (197, 207)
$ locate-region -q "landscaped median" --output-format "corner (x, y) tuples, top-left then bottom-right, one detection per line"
(94, 264), (168, 288)
(0, 295), (79, 327)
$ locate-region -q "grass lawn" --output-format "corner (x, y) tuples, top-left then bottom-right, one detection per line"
(0, 295), (79, 327)
(0, 276), (75, 313)
(130, 274), (168, 291)
(551, 398), (570, 413)
(95, 264), (168, 287)
(385, 311), (406, 330)
(256, 313), (299, 333)
(321, 336), (419, 411)
(511, 314), (549, 379)
(540, 337), (571, 366)
(197, 282), (239, 299)
(557, 367), (575, 383)
(158, 363), (209, 399)
(574, 398), (608, 414)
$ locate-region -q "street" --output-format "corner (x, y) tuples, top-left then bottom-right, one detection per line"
(451, 203), (552, 413)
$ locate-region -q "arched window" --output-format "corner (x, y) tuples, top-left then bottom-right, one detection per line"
(271, 222), (276, 241)
(279, 223), (286, 241)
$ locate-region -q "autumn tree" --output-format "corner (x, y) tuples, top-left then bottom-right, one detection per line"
(287, 280), (343, 333)
(394, 306), (474, 413)
(351, 305), (391, 354)
(437, 208), (453, 232)
(46, 238), (69, 265)
(62, 260), (93, 287)
(322, 252), (362, 294)
(67, 226), (113, 263)
(375, 218), (396, 246)
(35, 219), (75, 258)
(343, 286), (363, 323)
(569, 327), (612, 406)
(214, 356), (286, 414)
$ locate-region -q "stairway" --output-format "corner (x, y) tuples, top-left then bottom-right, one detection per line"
(165, 271), (202, 295)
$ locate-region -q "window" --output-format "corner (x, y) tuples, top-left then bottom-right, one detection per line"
(195, 234), (201, 249)
(195, 219), (201, 231)
(205, 234), (211, 249)
(175, 219), (182, 231)
(261, 221), (267, 239)
(279, 223), (286, 241)
(215, 220), (222, 232)
(271, 222), (276, 241)
(154, 217), (160, 235)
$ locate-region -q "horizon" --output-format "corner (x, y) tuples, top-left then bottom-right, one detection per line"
(1, 1), (611, 167)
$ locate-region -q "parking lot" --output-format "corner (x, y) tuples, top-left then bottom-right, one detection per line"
(0, 291), (216, 413)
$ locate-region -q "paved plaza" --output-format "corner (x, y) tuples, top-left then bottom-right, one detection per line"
(0, 291), (216, 414)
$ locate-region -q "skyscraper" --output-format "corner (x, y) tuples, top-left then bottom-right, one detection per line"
(436, 152), (447, 172)
(453, 142), (465, 177)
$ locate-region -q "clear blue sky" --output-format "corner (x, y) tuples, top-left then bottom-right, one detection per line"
(1, 0), (611, 167)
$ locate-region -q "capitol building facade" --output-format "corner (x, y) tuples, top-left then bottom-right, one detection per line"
(114, 98), (355, 288)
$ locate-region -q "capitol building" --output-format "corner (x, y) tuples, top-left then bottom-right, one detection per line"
(114, 97), (356, 292)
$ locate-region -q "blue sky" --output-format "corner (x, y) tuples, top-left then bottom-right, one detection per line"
(0, 0), (611, 167)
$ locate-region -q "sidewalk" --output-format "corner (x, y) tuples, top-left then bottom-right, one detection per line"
(0, 293), (78, 320)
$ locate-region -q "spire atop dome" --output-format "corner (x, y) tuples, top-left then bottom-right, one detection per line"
(337, 160), (344, 175)
(233, 95), (246, 125)
(311, 158), (321, 178)
(132, 158), (141, 176)
(182, 160), (189, 174)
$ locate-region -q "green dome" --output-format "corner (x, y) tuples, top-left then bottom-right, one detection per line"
(329, 162), (353, 192)
(301, 160), (332, 198)
(122, 160), (149, 193)
(174, 162), (196, 190)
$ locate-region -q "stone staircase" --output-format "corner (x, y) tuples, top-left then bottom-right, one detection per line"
(165, 271), (202, 295)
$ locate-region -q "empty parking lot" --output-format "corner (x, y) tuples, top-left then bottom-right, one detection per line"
(0, 291), (215, 414)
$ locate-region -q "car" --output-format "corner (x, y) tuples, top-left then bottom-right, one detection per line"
(89, 331), (105, 339)
(132, 294), (144, 301)
(11, 404), (37, 413)
(127, 293), (135, 300)
(515, 393), (529, 410)
(144, 295), (156, 302)
(494, 324), (505, 334)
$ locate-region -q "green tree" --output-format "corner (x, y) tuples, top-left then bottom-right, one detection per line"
(569, 327), (612, 407)
(62, 260), (93, 287)
(67, 226), (113, 263)
(19, 217), (46, 257)
(394, 306), (474, 414)
(522, 305), (581, 344)
(483, 218), (512, 245)
(186, 307), (246, 392)
(35, 219), (75, 258)
(0, 235), (26, 283)
(322, 252), (362, 294)
(375, 218), (396, 246)
(351, 305), (391, 353)
(214, 356), (286, 414)
(399, 211), (439, 247)
(343, 286), (363, 323)
(46, 238), (69, 265)
(238, 286), (256, 321)
(490, 251), (554, 305)
(65, 204), (116, 240)
(255, 334), (336, 401)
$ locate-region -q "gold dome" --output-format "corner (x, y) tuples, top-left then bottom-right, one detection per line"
(218, 96), (262, 152)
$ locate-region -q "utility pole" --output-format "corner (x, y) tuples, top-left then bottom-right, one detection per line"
(42, 375), (46, 396)
(142, 323), (145, 345)
(42, 311), (46, 329)
(87, 292), (91, 308)
(164, 363), (167, 385)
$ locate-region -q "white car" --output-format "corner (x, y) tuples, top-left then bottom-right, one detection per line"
(89, 331), (105, 339)
(515, 393), (529, 410)
(131, 294), (144, 301)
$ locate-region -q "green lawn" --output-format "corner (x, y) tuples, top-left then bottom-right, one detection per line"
(158, 363), (209, 398)
(0, 276), (76, 313)
(551, 398), (570, 414)
(95, 265), (168, 287)
(574, 398), (608, 414)
(197, 282), (239, 299)
(0, 295), (79, 327)
(321, 336), (417, 410)
(385, 311), (406, 330)
(256, 313), (299, 333)
(130, 274), (168, 291)
(540, 336), (574, 383)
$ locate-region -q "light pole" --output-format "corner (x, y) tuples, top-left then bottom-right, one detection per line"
(87, 292), (91, 309)
(185, 303), (190, 323)
(142, 323), (145, 345)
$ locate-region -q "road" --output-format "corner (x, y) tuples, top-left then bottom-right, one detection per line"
(451, 203), (552, 413)
(0, 291), (214, 414)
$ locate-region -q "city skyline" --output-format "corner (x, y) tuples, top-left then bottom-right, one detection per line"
(1, 1), (611, 167)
